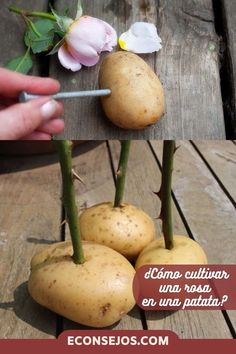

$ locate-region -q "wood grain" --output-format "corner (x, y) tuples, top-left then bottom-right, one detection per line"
(72, 142), (115, 209)
(152, 0), (225, 139)
(226, 309), (236, 336)
(51, 0), (226, 139)
(222, 0), (236, 135)
(63, 142), (143, 330)
(193, 141), (236, 201)
(147, 309), (232, 339)
(0, 151), (62, 339)
(192, 141), (236, 330)
(109, 141), (232, 338)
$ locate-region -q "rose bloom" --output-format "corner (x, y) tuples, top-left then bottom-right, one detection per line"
(58, 16), (117, 72)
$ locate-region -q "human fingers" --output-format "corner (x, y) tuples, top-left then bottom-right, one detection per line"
(0, 68), (60, 98)
(21, 132), (52, 140)
(0, 97), (63, 140)
(38, 118), (65, 135)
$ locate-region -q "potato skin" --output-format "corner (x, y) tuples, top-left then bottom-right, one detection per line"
(79, 202), (156, 260)
(99, 52), (165, 129)
(135, 235), (208, 269)
(28, 241), (135, 328)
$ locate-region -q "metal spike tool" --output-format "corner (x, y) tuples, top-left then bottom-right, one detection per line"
(19, 89), (112, 103)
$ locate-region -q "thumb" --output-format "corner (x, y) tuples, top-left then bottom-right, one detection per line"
(0, 98), (62, 140)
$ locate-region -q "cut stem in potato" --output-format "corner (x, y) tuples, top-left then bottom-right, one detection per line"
(138, 141), (208, 267)
(135, 235), (208, 269)
(28, 141), (136, 328)
(29, 241), (136, 328)
(114, 140), (131, 208)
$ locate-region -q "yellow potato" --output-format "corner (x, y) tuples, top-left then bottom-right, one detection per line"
(28, 241), (135, 328)
(99, 51), (165, 129)
(135, 235), (208, 269)
(79, 202), (156, 260)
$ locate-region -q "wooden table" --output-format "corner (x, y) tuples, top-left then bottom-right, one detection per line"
(0, 140), (235, 339)
(0, 0), (235, 139)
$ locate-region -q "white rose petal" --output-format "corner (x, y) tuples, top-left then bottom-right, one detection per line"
(119, 22), (162, 54)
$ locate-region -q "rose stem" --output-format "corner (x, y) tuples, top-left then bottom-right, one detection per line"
(9, 5), (56, 21)
(55, 141), (85, 264)
(160, 140), (176, 250)
(114, 141), (131, 208)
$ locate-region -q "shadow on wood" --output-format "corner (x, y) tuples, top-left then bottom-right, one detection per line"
(26, 238), (58, 245)
(0, 141), (102, 173)
(0, 282), (56, 337)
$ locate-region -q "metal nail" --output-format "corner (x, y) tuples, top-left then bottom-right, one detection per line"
(19, 89), (112, 103)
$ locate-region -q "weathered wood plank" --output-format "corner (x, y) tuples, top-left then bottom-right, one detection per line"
(72, 142), (115, 208)
(0, 150), (62, 339)
(147, 309), (232, 339)
(150, 140), (236, 263)
(222, 0), (236, 136)
(193, 141), (236, 202)
(51, 0), (225, 139)
(63, 142), (143, 330)
(227, 310), (236, 336)
(109, 140), (231, 338)
(0, 0), (48, 74)
(155, 0), (225, 139)
(193, 144), (236, 331)
(149, 140), (236, 337)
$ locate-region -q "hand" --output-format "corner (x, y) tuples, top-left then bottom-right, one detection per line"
(0, 68), (65, 140)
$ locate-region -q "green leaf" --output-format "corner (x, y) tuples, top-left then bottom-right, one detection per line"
(5, 50), (33, 74)
(24, 19), (56, 54)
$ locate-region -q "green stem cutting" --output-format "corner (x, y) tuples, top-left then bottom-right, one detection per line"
(114, 141), (131, 208)
(55, 141), (85, 265)
(9, 5), (56, 21)
(160, 141), (176, 250)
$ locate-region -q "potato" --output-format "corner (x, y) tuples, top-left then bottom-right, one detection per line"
(79, 202), (156, 260)
(28, 241), (135, 328)
(99, 51), (165, 129)
(135, 235), (208, 269)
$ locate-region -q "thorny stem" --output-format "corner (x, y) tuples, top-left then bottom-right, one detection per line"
(9, 5), (56, 21)
(160, 141), (175, 250)
(114, 141), (131, 208)
(55, 141), (85, 265)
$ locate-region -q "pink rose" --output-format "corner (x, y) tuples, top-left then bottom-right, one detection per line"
(58, 16), (117, 72)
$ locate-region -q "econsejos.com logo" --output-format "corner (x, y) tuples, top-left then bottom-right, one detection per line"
(67, 334), (169, 347)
